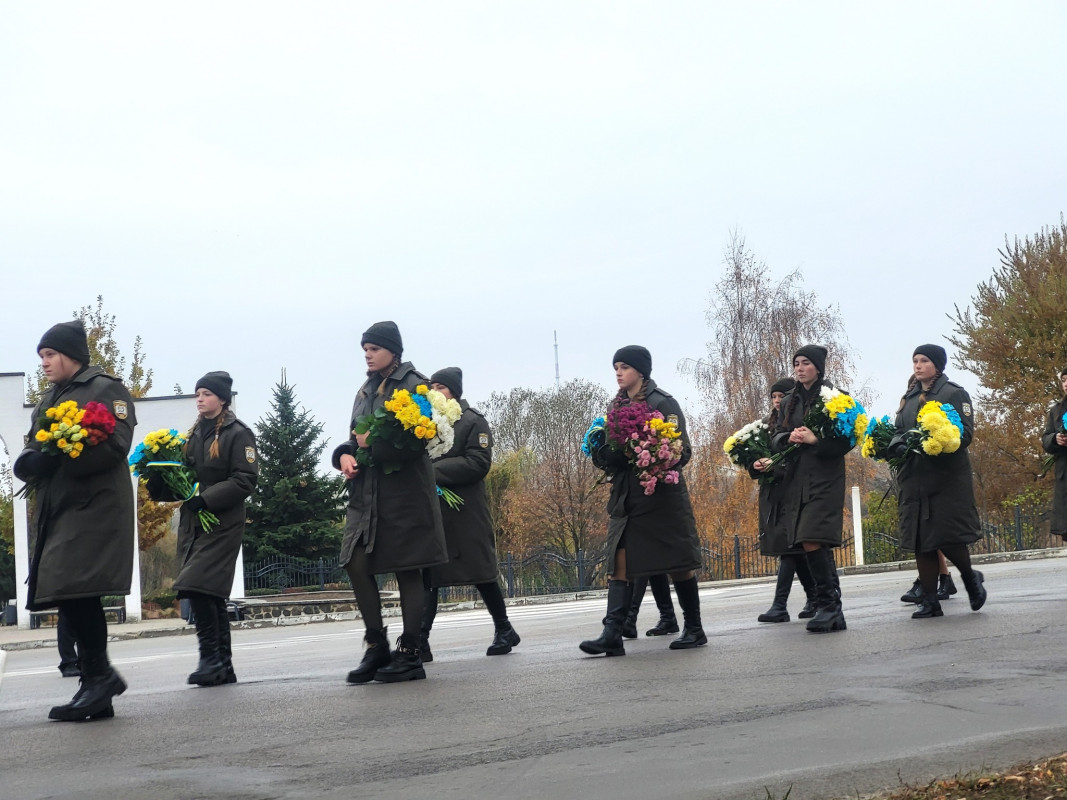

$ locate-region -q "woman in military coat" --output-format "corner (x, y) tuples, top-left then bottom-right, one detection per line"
(752, 377), (816, 623)
(1040, 366), (1067, 541)
(889, 344), (986, 617)
(13, 321), (136, 721)
(148, 371), (258, 686)
(332, 321), (447, 684)
(580, 345), (704, 657)
(770, 345), (853, 634)
(420, 367), (520, 660)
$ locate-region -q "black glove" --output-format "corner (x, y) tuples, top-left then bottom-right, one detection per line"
(592, 444), (628, 472)
(184, 495), (207, 513)
(145, 472), (167, 499)
(887, 437), (909, 459)
(16, 450), (57, 479)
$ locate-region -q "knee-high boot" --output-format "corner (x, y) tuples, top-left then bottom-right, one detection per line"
(187, 594), (228, 686)
(669, 576), (707, 649)
(792, 554), (817, 618)
(646, 573), (679, 635)
(758, 558), (796, 623)
(215, 599), (236, 684)
(623, 577), (647, 639)
(804, 548), (846, 633)
(580, 580), (633, 656)
(419, 586), (438, 662)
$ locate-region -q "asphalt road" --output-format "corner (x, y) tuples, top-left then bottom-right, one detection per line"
(3, 558), (1067, 800)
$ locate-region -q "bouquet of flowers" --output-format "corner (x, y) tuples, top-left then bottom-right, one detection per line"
(723, 419), (772, 469)
(1040, 410), (1067, 477)
(770, 386), (867, 465)
(33, 399), (116, 459)
(603, 401), (684, 495)
(581, 417), (606, 457)
(911, 401), (964, 456)
(353, 385), (461, 474)
(861, 415), (906, 472)
(129, 428), (219, 532)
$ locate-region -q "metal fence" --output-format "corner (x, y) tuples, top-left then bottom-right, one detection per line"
(245, 505), (1060, 600)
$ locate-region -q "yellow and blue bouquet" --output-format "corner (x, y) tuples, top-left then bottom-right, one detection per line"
(129, 428), (220, 532)
(770, 386), (867, 465)
(913, 401), (963, 456)
(861, 415), (906, 472)
(354, 385), (461, 474)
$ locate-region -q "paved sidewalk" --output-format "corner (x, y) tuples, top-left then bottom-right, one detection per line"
(3, 547), (1064, 653)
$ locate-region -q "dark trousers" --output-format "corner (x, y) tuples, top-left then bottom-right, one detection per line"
(57, 606), (80, 670)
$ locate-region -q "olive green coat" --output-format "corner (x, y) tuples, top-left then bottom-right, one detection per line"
(427, 401), (498, 587)
(159, 411), (259, 599)
(331, 362), (447, 574)
(13, 366), (136, 610)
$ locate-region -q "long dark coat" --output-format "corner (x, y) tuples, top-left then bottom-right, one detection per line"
(594, 381), (702, 579)
(750, 415), (802, 557)
(331, 362), (447, 575)
(427, 401), (498, 587)
(1041, 397), (1067, 539)
(770, 380), (855, 549)
(892, 374), (981, 552)
(13, 366), (136, 610)
(157, 411), (259, 599)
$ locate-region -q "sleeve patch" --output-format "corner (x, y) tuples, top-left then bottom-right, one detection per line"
(961, 403), (972, 417)
(112, 400), (129, 419)
(478, 433), (489, 448)
(245, 446), (257, 463)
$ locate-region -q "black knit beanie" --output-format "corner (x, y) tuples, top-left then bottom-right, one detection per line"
(361, 321), (403, 356)
(612, 345), (652, 379)
(430, 367), (463, 399)
(793, 344), (827, 377)
(770, 377), (795, 395)
(37, 320), (91, 366)
(913, 344), (947, 373)
(195, 371), (233, 403)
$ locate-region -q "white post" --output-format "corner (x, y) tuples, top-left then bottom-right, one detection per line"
(851, 485), (864, 566)
(12, 485), (30, 630)
(231, 546), (246, 600)
(127, 475), (143, 622)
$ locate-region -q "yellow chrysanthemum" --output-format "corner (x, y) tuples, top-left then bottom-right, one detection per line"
(723, 435), (737, 453)
(922, 438), (943, 456)
(35, 429), (49, 442)
(416, 385), (429, 395)
(824, 394), (855, 416)
(854, 414), (868, 442)
(414, 425), (427, 439)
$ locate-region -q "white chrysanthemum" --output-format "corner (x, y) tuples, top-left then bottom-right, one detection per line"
(426, 408), (455, 459)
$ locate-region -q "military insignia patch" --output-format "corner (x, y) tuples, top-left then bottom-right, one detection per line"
(478, 433), (489, 448)
(667, 414), (679, 426)
(962, 403), (972, 416)
(245, 447), (257, 463)
(112, 400), (128, 419)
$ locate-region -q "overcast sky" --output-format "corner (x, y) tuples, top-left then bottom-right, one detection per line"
(2, 2), (1065, 466)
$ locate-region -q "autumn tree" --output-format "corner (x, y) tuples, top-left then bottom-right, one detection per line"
(483, 379), (612, 584)
(0, 471), (15, 601)
(949, 216), (1067, 517)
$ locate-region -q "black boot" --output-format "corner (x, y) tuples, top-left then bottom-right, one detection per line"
(962, 570), (986, 611)
(579, 580), (632, 656)
(48, 651), (126, 721)
(486, 620), (521, 655)
(623, 577), (645, 639)
(187, 595), (227, 686)
(645, 574), (679, 635)
(937, 573), (958, 600)
(805, 548), (846, 633)
(347, 627), (391, 684)
(900, 578), (923, 604)
(374, 633), (426, 682)
(215, 599), (236, 684)
(793, 555), (818, 619)
(669, 577), (707, 649)
(420, 586), (437, 662)
(911, 592), (944, 619)
(758, 558), (796, 623)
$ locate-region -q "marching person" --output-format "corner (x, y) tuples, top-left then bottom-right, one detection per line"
(13, 320), (136, 721)
(581, 345), (704, 656)
(889, 344), (986, 617)
(420, 367), (520, 660)
(770, 345), (852, 634)
(332, 321), (448, 683)
(752, 377), (816, 622)
(1041, 366), (1067, 542)
(147, 371), (258, 686)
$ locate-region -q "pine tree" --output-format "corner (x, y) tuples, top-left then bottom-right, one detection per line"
(245, 371), (345, 563)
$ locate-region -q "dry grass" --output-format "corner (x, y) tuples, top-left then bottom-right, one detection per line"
(868, 753), (1067, 800)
